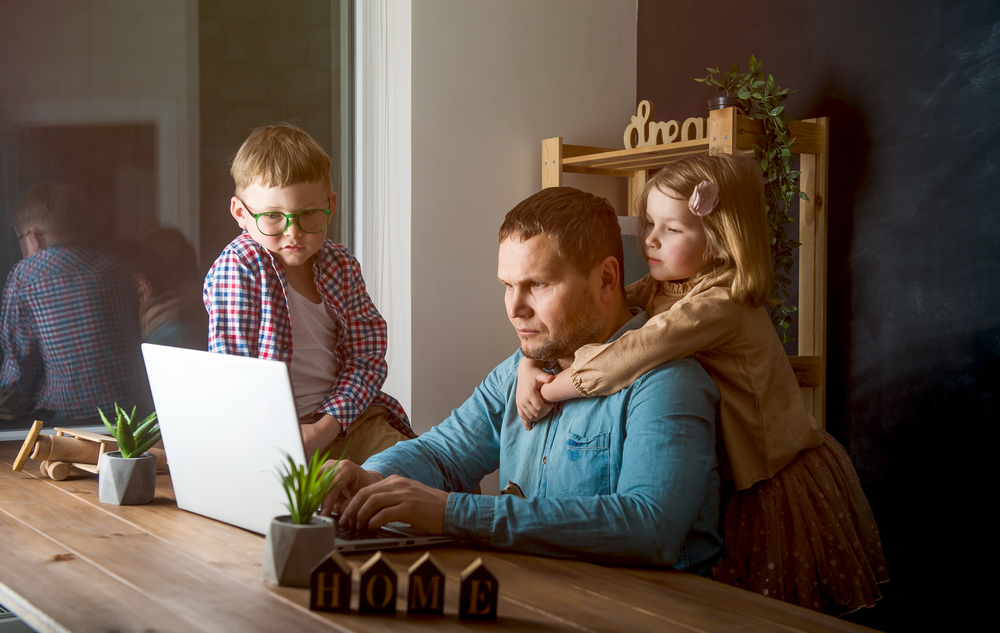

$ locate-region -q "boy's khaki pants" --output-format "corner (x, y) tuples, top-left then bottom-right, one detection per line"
(317, 405), (410, 465)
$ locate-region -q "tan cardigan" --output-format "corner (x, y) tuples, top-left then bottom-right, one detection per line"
(571, 275), (822, 490)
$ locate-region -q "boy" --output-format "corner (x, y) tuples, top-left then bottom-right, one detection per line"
(1, 182), (147, 423)
(203, 124), (414, 462)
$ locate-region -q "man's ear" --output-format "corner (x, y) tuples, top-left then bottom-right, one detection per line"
(329, 191), (338, 216)
(230, 197), (249, 230)
(596, 255), (621, 303)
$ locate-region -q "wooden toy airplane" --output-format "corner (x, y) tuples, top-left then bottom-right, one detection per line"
(12, 420), (167, 481)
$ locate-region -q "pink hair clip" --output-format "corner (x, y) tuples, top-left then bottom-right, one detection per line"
(688, 181), (719, 217)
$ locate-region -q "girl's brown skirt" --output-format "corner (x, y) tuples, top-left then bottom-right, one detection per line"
(712, 431), (889, 615)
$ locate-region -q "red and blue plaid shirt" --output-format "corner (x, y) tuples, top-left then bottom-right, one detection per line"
(203, 233), (413, 437)
(0, 244), (148, 419)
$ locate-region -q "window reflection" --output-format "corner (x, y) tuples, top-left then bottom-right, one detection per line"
(1, 1), (350, 431)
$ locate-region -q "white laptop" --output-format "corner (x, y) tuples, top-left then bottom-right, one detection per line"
(141, 343), (455, 551)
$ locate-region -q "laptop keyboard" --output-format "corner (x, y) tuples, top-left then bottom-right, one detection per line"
(335, 522), (400, 541)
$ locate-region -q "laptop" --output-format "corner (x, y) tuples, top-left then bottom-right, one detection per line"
(141, 343), (455, 551)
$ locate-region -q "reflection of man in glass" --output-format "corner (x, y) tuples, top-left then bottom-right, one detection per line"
(1, 182), (147, 424)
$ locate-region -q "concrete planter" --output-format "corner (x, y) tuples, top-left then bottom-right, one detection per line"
(98, 451), (157, 505)
(263, 515), (336, 587)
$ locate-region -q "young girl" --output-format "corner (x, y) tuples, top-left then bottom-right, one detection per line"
(516, 152), (888, 615)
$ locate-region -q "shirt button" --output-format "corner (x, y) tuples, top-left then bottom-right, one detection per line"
(543, 456), (547, 464)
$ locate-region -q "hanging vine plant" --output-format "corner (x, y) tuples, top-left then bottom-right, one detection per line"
(696, 56), (807, 342)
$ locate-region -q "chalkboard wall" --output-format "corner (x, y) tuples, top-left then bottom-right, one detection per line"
(637, 0), (998, 626)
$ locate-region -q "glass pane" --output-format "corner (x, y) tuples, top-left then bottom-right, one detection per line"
(0, 0), (353, 434)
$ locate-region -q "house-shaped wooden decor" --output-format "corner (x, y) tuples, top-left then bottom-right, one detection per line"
(406, 552), (445, 616)
(309, 551), (352, 613)
(358, 551), (397, 615)
(459, 557), (498, 621)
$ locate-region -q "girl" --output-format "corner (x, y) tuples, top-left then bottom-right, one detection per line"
(516, 152), (888, 615)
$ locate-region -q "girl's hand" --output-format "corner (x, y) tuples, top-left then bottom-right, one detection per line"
(517, 358), (555, 430)
(540, 370), (583, 403)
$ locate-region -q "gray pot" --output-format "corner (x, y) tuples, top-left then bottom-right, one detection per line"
(708, 95), (740, 112)
(98, 451), (157, 505)
(263, 515), (336, 587)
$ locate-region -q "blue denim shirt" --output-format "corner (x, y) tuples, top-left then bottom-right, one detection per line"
(364, 313), (722, 569)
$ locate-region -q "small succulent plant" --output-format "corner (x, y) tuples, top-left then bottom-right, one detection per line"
(276, 448), (344, 525)
(98, 404), (160, 459)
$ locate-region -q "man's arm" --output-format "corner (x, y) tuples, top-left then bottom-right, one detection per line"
(340, 357), (720, 568)
(446, 359), (720, 567)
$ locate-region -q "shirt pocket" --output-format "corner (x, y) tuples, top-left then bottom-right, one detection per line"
(553, 432), (611, 497)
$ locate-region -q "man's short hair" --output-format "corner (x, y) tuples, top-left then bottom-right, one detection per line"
(498, 187), (625, 290)
(12, 181), (87, 238)
(230, 124), (332, 195)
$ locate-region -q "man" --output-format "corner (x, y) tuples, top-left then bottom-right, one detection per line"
(326, 187), (722, 570)
(1, 182), (148, 423)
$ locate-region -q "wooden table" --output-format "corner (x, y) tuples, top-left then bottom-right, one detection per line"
(0, 441), (873, 632)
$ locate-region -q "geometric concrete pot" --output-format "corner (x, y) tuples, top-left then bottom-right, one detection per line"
(98, 451), (157, 505)
(263, 515), (336, 587)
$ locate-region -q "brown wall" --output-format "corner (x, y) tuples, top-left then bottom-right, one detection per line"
(637, 0), (999, 627)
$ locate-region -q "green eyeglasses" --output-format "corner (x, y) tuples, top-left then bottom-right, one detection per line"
(237, 198), (331, 236)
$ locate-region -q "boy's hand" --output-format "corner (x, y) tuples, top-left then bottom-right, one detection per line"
(539, 370), (583, 403)
(301, 414), (341, 459)
(516, 358), (554, 430)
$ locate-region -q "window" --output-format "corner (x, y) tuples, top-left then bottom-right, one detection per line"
(0, 0), (354, 435)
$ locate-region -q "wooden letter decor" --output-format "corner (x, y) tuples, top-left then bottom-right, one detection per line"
(358, 551), (397, 615)
(459, 557), (498, 621)
(407, 552), (445, 616)
(623, 100), (706, 149)
(309, 552), (351, 613)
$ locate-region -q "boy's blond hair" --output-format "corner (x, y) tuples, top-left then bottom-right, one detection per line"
(230, 124), (332, 194)
(13, 181), (87, 239)
(635, 152), (773, 306)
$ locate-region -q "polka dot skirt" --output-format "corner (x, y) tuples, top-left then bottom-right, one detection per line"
(711, 431), (889, 616)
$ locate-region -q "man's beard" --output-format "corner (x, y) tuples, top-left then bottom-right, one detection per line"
(521, 287), (606, 361)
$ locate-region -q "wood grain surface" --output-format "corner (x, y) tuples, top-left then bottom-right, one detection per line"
(0, 441), (873, 632)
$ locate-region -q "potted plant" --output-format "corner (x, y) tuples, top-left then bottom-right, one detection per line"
(97, 404), (160, 505)
(697, 56), (807, 341)
(262, 448), (344, 587)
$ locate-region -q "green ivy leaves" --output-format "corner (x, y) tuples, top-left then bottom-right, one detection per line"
(696, 55), (806, 342)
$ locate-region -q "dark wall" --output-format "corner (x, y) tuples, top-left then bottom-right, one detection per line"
(638, 0), (998, 627)
(199, 0), (340, 269)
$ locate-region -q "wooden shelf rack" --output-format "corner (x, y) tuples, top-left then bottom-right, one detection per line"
(541, 107), (830, 427)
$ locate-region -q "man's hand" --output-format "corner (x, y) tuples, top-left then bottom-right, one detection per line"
(319, 460), (383, 516)
(337, 474), (449, 535)
(301, 414), (341, 459)
(516, 358), (555, 430)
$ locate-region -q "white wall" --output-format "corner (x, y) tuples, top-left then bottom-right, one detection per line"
(380, 1), (637, 467)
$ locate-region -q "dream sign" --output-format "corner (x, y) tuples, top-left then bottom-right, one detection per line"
(623, 100), (706, 149)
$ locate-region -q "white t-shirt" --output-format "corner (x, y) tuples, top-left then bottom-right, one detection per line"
(285, 285), (340, 419)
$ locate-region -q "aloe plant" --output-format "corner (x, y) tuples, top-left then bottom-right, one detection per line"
(276, 448), (345, 525)
(98, 404), (160, 459)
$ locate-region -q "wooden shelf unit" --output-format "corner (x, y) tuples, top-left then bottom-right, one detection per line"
(541, 107), (830, 427)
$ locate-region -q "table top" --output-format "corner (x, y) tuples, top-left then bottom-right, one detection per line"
(0, 441), (874, 633)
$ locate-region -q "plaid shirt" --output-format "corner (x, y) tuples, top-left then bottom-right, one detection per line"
(203, 233), (413, 437)
(0, 244), (147, 419)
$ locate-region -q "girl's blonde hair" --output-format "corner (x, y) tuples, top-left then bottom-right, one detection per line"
(635, 152), (773, 306)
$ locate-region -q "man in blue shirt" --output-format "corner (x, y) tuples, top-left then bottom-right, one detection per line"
(326, 187), (722, 570)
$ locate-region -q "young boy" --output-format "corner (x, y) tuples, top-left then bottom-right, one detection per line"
(1, 182), (147, 423)
(203, 124), (414, 462)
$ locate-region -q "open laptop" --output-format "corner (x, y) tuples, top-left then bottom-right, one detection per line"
(141, 343), (455, 551)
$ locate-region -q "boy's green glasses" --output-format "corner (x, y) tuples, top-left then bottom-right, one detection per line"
(237, 198), (331, 236)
